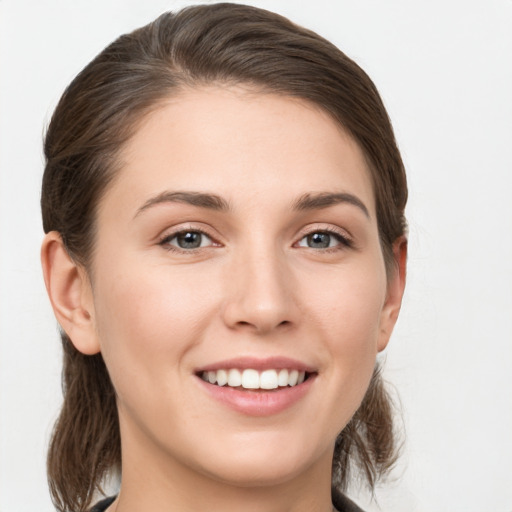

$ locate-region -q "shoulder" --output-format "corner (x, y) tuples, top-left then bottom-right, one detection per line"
(89, 496), (116, 512)
(332, 490), (366, 512)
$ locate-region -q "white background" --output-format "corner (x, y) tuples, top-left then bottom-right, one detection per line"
(1, 1), (511, 511)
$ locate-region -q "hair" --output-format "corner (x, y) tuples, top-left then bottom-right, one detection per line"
(42, 3), (407, 511)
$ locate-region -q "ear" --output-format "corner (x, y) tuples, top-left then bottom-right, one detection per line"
(41, 231), (100, 355)
(377, 236), (407, 352)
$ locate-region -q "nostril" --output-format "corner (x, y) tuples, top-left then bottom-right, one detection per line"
(234, 319), (291, 330)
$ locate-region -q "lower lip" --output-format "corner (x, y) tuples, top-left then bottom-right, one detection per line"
(197, 375), (316, 417)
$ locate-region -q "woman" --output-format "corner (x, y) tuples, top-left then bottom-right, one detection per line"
(40, 3), (407, 512)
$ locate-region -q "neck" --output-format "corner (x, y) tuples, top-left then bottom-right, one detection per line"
(112, 420), (335, 512)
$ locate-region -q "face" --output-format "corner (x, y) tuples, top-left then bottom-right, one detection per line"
(84, 86), (401, 488)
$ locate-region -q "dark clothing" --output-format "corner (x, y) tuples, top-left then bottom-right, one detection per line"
(332, 490), (366, 512)
(90, 492), (365, 512)
(89, 496), (116, 512)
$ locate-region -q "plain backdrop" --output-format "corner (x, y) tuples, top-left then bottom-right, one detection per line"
(1, 1), (511, 511)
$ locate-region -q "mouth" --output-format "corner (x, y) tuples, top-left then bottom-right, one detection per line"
(195, 357), (317, 415)
(199, 368), (313, 390)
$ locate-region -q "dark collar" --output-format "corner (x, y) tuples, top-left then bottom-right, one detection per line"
(332, 489), (366, 512)
(89, 496), (116, 512)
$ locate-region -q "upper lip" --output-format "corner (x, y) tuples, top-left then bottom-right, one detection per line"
(196, 356), (316, 373)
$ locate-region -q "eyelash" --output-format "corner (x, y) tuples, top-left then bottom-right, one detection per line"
(157, 226), (354, 253)
(158, 226), (219, 253)
(296, 226), (354, 252)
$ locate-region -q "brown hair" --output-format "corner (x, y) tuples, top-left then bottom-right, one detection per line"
(42, 3), (407, 511)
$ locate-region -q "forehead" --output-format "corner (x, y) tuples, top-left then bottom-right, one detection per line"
(105, 86), (375, 217)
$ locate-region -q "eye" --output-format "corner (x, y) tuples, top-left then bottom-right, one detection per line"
(296, 231), (351, 249)
(160, 230), (215, 250)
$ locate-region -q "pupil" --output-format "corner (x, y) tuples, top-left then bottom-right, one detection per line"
(308, 232), (330, 248)
(178, 232), (201, 248)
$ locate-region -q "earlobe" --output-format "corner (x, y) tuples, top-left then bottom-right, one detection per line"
(41, 232), (100, 355)
(377, 236), (407, 352)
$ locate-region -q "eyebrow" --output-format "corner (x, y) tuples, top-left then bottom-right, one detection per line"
(135, 191), (230, 218)
(292, 192), (370, 218)
(134, 190), (369, 219)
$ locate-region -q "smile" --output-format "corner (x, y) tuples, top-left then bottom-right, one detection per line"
(200, 368), (307, 389)
(196, 357), (316, 416)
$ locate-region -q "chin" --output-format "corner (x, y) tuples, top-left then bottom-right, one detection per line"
(188, 431), (329, 489)
(202, 457), (310, 488)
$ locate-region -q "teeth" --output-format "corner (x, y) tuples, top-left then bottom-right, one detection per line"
(241, 369), (259, 389)
(260, 369), (278, 389)
(201, 368), (308, 389)
(216, 369), (228, 386)
(278, 369), (289, 386)
(227, 369), (242, 387)
(288, 369), (299, 386)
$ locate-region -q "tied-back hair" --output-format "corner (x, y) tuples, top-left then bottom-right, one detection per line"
(42, 4), (407, 511)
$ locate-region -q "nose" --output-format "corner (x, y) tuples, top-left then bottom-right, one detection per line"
(221, 245), (299, 335)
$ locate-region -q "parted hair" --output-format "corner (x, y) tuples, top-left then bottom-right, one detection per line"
(42, 4), (407, 512)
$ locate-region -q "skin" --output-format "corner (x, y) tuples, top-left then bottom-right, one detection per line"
(42, 86), (406, 512)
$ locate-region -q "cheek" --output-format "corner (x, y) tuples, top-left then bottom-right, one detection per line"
(315, 263), (386, 346)
(306, 257), (387, 391)
(90, 259), (216, 392)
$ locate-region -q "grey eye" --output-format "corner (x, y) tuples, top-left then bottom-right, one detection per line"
(166, 231), (213, 249)
(307, 233), (331, 248)
(298, 232), (341, 249)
